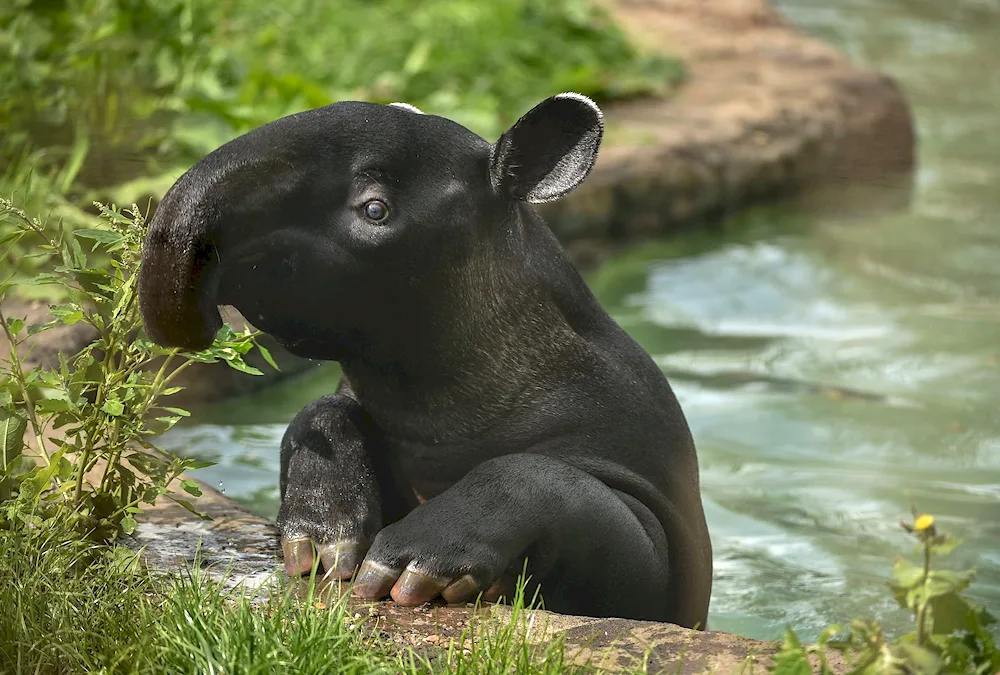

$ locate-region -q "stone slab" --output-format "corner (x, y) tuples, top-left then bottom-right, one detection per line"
(134, 480), (847, 674)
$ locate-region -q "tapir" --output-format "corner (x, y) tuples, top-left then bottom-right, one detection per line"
(138, 93), (713, 628)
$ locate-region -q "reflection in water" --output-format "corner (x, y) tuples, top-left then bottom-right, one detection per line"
(160, 0), (1000, 641)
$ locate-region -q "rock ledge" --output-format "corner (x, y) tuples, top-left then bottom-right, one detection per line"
(136, 480), (847, 674)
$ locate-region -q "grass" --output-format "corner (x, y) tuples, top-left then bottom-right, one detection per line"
(0, 513), (647, 675)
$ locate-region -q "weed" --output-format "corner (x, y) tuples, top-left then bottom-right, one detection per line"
(770, 507), (999, 674)
(0, 197), (275, 543)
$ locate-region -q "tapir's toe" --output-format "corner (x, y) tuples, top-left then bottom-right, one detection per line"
(480, 576), (515, 604)
(318, 539), (365, 580)
(390, 567), (452, 606)
(440, 574), (483, 604)
(281, 537), (315, 576)
(351, 560), (401, 600)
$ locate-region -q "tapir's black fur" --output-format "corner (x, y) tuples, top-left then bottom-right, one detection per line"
(138, 94), (713, 628)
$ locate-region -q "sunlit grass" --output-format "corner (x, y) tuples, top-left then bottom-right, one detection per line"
(0, 515), (644, 674)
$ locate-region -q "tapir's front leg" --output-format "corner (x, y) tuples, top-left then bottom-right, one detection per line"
(351, 453), (672, 620)
(276, 384), (386, 579)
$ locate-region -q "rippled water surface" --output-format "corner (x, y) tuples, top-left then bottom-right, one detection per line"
(161, 0), (1000, 641)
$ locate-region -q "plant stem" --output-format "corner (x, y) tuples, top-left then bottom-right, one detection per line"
(95, 350), (188, 495)
(0, 304), (52, 467)
(17, 211), (59, 249)
(76, 325), (116, 504)
(915, 537), (932, 647)
(156, 358), (194, 392)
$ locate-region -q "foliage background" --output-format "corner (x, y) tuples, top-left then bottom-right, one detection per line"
(0, 0), (683, 259)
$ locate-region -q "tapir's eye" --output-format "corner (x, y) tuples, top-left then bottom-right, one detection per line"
(363, 200), (389, 222)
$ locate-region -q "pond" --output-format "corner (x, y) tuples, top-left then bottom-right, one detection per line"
(159, 0), (1000, 642)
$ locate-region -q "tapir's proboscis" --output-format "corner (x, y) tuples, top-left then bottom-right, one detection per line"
(138, 94), (713, 628)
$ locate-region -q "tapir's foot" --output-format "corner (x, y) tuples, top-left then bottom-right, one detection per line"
(348, 496), (521, 606)
(281, 527), (514, 605)
(352, 560), (515, 605)
(275, 393), (383, 582)
(280, 536), (369, 580)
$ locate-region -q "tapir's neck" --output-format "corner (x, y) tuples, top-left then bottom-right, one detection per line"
(339, 207), (601, 442)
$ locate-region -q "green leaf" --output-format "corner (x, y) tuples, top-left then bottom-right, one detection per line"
(57, 455), (75, 481)
(815, 624), (843, 645)
(19, 273), (61, 287)
(893, 642), (942, 673)
(181, 479), (202, 496)
(930, 534), (963, 556)
(21, 446), (65, 504)
(101, 399), (125, 416)
(893, 558), (925, 589)
(1, 409), (27, 473)
(34, 398), (72, 413)
(74, 228), (126, 245)
(49, 303), (85, 325)
(27, 320), (59, 335)
(57, 129), (89, 193)
(5, 317), (24, 336)
(769, 628), (814, 675)
(67, 236), (87, 269)
(223, 357), (264, 376)
(35, 370), (61, 388)
(120, 515), (138, 535)
(928, 590), (976, 636)
(179, 350), (219, 364)
(0, 229), (25, 247)
(925, 569), (973, 600)
(170, 497), (212, 521)
(256, 341), (280, 371)
(214, 325), (236, 342)
(159, 407), (190, 417)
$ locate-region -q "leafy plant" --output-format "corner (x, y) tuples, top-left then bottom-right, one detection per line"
(0, 197), (277, 542)
(770, 508), (999, 674)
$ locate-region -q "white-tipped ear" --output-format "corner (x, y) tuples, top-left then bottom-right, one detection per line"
(389, 102), (424, 114)
(552, 92), (603, 120)
(490, 92), (603, 204)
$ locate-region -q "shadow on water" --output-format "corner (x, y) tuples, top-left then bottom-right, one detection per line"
(160, 0), (1000, 642)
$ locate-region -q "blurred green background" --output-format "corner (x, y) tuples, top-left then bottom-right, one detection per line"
(0, 0), (681, 273)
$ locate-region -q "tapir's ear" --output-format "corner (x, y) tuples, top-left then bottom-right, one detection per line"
(390, 102), (424, 114)
(490, 92), (604, 204)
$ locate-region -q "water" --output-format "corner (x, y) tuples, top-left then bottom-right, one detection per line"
(159, 0), (1000, 641)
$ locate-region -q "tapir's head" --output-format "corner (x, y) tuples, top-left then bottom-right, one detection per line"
(138, 94), (603, 359)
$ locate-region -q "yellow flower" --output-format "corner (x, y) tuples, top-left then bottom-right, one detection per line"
(914, 514), (935, 531)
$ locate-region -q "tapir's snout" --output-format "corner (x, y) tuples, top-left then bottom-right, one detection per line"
(138, 124), (314, 352)
(139, 182), (224, 351)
